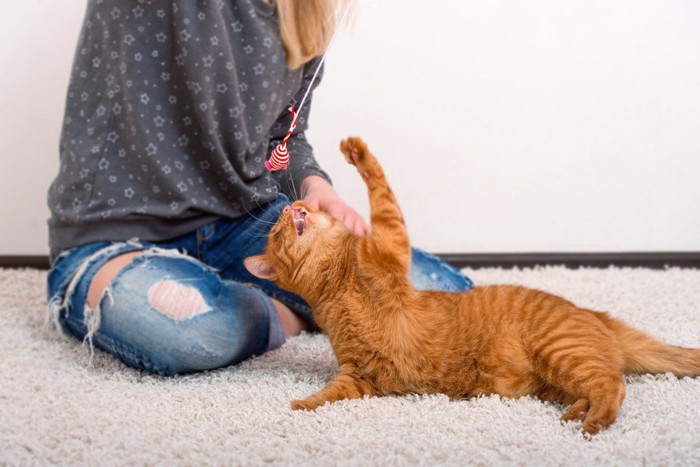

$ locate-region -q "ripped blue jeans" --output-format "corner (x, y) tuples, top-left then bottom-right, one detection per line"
(47, 195), (473, 376)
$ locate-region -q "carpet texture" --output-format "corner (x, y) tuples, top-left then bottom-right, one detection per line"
(1, 266), (699, 466)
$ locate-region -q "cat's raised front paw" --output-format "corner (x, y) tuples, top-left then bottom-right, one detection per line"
(339, 137), (368, 167)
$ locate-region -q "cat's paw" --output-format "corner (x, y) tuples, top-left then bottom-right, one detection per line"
(582, 419), (607, 435)
(290, 398), (323, 411)
(340, 137), (382, 182)
(339, 137), (368, 167)
(560, 398), (589, 423)
(581, 411), (616, 435)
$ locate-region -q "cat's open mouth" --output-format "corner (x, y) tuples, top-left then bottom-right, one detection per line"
(292, 207), (307, 236)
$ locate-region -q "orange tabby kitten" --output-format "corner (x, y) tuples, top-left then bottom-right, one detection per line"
(245, 137), (700, 434)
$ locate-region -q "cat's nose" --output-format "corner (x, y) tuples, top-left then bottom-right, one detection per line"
(283, 206), (291, 213)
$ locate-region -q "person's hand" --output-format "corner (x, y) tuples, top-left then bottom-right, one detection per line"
(301, 175), (370, 236)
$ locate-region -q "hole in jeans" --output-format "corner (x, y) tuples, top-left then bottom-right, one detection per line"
(147, 280), (211, 320)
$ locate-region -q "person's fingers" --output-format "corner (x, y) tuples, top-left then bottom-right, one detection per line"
(353, 217), (367, 236)
(343, 211), (355, 233)
(306, 198), (320, 210)
(314, 199), (369, 236)
(361, 219), (371, 235)
(328, 204), (346, 223)
(348, 209), (370, 236)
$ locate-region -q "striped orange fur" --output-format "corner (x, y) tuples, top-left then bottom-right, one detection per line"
(244, 137), (700, 435)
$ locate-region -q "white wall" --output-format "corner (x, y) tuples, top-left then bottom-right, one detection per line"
(0, 1), (85, 255)
(2, 0), (699, 255)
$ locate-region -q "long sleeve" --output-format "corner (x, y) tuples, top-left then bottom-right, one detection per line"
(269, 57), (332, 199)
(48, 0), (317, 250)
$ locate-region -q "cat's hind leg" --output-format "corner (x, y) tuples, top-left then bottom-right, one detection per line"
(578, 375), (626, 434)
(291, 373), (376, 411)
(535, 384), (589, 423)
(560, 398), (590, 422)
(541, 359), (626, 434)
(531, 314), (627, 434)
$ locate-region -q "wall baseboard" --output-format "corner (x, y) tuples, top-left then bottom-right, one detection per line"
(436, 252), (700, 269)
(0, 256), (52, 270)
(1, 252), (699, 271)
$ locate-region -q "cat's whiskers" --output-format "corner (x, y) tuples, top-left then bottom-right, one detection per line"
(241, 203), (281, 228)
(288, 170), (301, 202)
(246, 230), (278, 240)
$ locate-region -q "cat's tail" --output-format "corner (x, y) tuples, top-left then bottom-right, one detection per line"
(605, 316), (700, 376)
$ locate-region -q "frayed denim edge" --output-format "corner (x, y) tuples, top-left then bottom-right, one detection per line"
(47, 240), (286, 366)
(46, 240), (144, 364)
(46, 240), (211, 365)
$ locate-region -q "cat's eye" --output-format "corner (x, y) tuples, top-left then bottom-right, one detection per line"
(273, 231), (281, 242)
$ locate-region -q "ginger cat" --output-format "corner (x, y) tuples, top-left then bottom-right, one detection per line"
(245, 137), (700, 434)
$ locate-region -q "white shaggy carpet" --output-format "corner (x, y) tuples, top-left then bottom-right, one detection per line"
(1, 266), (700, 466)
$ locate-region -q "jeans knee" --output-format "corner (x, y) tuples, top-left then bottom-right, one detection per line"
(100, 254), (276, 374)
(144, 311), (272, 375)
(409, 248), (473, 291)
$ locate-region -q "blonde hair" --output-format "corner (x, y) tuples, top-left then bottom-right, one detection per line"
(276, 0), (349, 70)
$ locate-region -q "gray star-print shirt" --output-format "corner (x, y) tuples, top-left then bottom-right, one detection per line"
(48, 0), (331, 251)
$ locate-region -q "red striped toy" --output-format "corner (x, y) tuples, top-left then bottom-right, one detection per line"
(265, 106), (297, 171)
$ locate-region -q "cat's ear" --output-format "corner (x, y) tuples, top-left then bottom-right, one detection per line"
(244, 255), (278, 280)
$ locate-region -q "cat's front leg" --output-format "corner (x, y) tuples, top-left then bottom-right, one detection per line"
(291, 373), (376, 411)
(339, 137), (411, 273)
